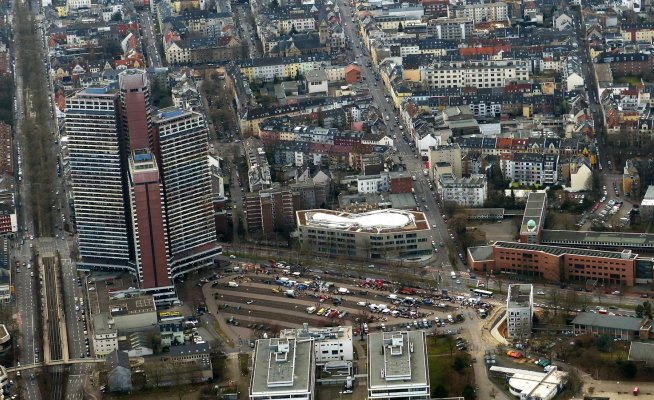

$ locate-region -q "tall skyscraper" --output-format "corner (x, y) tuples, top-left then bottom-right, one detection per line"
(65, 86), (132, 269)
(153, 107), (220, 278)
(118, 69), (152, 152)
(128, 148), (173, 297)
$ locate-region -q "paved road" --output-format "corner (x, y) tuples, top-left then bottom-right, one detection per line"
(139, 10), (163, 68)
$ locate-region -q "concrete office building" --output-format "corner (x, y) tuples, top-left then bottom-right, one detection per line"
(506, 284), (534, 339)
(250, 337), (315, 400)
(367, 331), (430, 400)
(280, 324), (353, 365)
(92, 313), (119, 357)
(65, 86), (132, 271)
(437, 173), (487, 207)
(152, 108), (221, 279)
(128, 149), (174, 301)
(519, 192), (547, 244)
(427, 144), (463, 179)
(296, 209), (432, 260)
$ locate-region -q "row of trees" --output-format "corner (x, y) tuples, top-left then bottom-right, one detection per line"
(15, 3), (56, 236)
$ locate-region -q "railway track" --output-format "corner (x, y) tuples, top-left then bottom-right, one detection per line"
(43, 255), (64, 400)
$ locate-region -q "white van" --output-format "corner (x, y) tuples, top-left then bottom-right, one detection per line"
(306, 306), (317, 314)
(228, 281), (239, 288)
(357, 301), (367, 307)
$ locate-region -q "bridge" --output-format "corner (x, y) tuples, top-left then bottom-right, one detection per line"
(6, 358), (104, 373)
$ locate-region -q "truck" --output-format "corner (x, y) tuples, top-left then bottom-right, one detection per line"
(227, 281), (239, 288)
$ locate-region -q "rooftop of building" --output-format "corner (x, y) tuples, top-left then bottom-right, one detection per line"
(642, 185), (654, 206)
(493, 241), (638, 260)
(520, 192), (547, 234)
(489, 366), (567, 400)
(280, 324), (352, 342)
(297, 209), (429, 233)
(368, 331), (428, 389)
(169, 342), (211, 357)
(572, 312), (643, 332)
(467, 245), (494, 262)
(541, 227), (654, 247)
(250, 338), (313, 395)
(109, 295), (157, 317)
(93, 312), (116, 336)
(507, 284), (533, 308)
(628, 341), (654, 364)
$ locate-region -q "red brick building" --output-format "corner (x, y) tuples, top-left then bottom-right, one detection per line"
(467, 241), (638, 287)
(389, 172), (413, 194)
(422, 0), (449, 18)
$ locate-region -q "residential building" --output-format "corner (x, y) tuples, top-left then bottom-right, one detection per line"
(426, 17), (473, 40)
(367, 331), (430, 400)
(244, 138), (272, 192)
(420, 60), (529, 89)
(296, 209), (432, 260)
(506, 284), (534, 339)
(92, 313), (119, 357)
(239, 54), (331, 82)
(160, 323), (186, 348)
(422, 0), (449, 18)
(467, 241), (639, 287)
(622, 159), (640, 198)
(389, 172), (413, 194)
(250, 338), (315, 400)
(357, 174), (390, 194)
(280, 324), (353, 365)
(306, 69), (328, 95)
(437, 173), (487, 207)
(452, 2), (509, 24)
(244, 180), (328, 234)
(65, 86), (132, 272)
(127, 149), (174, 301)
(152, 108), (221, 279)
(572, 312), (646, 340)
(505, 153), (559, 186)
(427, 144), (462, 179)
(105, 350), (132, 393)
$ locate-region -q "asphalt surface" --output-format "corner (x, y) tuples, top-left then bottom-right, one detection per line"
(140, 10), (163, 68)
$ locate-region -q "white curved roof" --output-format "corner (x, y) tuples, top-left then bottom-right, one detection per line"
(306, 209), (416, 231)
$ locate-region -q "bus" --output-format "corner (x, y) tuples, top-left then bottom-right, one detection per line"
(472, 289), (493, 298)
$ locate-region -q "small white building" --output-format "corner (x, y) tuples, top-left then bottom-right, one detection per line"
(250, 338), (315, 400)
(357, 173), (390, 194)
(569, 159), (592, 191)
(92, 313), (119, 357)
(367, 331), (430, 400)
(506, 284), (534, 339)
(490, 366), (568, 400)
(280, 324), (353, 365)
(306, 69), (328, 95)
(437, 173), (487, 207)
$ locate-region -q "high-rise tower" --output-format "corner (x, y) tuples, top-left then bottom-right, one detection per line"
(128, 148), (173, 298)
(65, 86), (132, 270)
(152, 107), (221, 278)
(119, 69), (152, 152)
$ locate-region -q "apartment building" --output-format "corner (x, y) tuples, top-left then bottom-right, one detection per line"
(422, 0), (449, 18)
(65, 86), (132, 271)
(357, 174), (390, 194)
(420, 60), (529, 89)
(92, 313), (119, 357)
(505, 153), (559, 186)
(437, 173), (487, 207)
(452, 1), (509, 24)
(426, 17), (473, 40)
(506, 284), (534, 339)
(152, 108), (221, 279)
(427, 144), (463, 179)
(240, 54), (331, 82)
(367, 331), (430, 400)
(296, 209), (432, 260)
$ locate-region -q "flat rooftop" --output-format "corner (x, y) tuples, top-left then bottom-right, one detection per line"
(507, 284), (532, 308)
(250, 338), (313, 396)
(572, 312), (643, 331)
(280, 325), (352, 342)
(297, 209), (430, 233)
(542, 229), (654, 249)
(368, 331), (428, 389)
(490, 366), (567, 399)
(109, 295), (157, 316)
(520, 192), (547, 234)
(494, 241), (638, 261)
(468, 246), (493, 262)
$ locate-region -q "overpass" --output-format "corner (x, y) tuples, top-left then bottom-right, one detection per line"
(6, 358), (104, 373)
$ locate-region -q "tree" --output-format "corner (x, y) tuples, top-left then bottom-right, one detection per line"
(444, 335), (456, 357)
(462, 384), (476, 400)
(595, 335), (612, 353)
(643, 301), (652, 318)
(618, 360), (637, 378)
(452, 356), (467, 373)
(110, 11), (122, 21)
(636, 304), (644, 318)
(432, 384), (448, 398)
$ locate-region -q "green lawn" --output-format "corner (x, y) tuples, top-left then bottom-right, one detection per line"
(426, 336), (474, 398)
